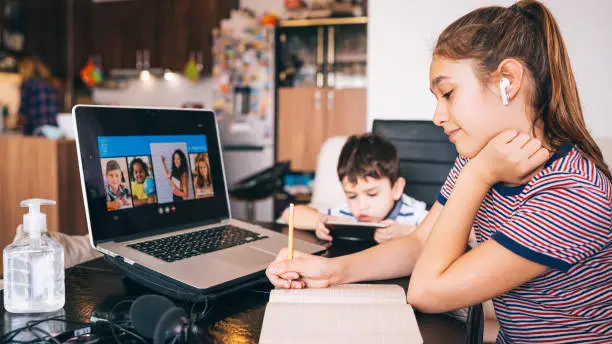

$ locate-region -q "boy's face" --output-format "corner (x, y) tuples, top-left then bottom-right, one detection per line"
(341, 176), (405, 222)
(107, 169), (122, 189)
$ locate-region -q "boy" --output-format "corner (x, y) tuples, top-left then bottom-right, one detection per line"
(281, 133), (428, 243)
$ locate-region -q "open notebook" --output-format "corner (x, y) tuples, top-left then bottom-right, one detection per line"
(259, 284), (423, 344)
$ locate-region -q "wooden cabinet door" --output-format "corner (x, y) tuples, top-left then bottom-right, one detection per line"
(326, 88), (367, 137)
(0, 137), (87, 274)
(277, 87), (328, 171)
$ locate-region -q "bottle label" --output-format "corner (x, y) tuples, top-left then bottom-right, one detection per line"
(31, 254), (53, 298)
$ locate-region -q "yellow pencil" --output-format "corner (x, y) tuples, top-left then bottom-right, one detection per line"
(288, 203), (295, 260)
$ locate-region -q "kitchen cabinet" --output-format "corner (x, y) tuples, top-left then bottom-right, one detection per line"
(277, 87), (366, 171)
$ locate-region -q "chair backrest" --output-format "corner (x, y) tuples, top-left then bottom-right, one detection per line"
(372, 120), (457, 208)
(308, 136), (349, 212)
(465, 303), (484, 344)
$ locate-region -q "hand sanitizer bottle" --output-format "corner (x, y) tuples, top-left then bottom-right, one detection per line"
(3, 199), (65, 313)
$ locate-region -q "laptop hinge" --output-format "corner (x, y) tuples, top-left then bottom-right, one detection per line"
(97, 246), (117, 258)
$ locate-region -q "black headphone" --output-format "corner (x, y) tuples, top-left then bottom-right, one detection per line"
(129, 294), (192, 344)
(5, 294), (206, 343)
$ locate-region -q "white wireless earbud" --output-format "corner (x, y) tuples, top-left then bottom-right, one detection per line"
(500, 77), (510, 106)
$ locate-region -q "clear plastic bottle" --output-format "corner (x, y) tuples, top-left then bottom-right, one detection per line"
(3, 199), (65, 313)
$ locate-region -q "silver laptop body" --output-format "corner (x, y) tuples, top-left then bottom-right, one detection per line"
(73, 105), (324, 290)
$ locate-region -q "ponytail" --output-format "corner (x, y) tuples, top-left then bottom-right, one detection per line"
(520, 1), (611, 180)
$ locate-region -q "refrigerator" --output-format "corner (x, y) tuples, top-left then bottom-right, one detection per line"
(212, 10), (276, 222)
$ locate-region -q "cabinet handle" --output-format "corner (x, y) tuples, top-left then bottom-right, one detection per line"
(316, 72), (324, 88)
(327, 71), (335, 88)
(314, 91), (321, 111)
(327, 91), (334, 112)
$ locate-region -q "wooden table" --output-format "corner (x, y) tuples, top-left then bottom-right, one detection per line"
(0, 222), (467, 343)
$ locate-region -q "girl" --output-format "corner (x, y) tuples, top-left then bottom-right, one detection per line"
(105, 160), (132, 211)
(161, 150), (189, 201)
(16, 57), (59, 135)
(129, 158), (157, 206)
(265, 1), (612, 343)
(193, 153), (214, 198)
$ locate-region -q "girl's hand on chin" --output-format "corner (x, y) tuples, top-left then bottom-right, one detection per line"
(469, 130), (551, 186)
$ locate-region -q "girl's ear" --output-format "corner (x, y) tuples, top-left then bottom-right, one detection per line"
(391, 177), (406, 200)
(496, 58), (525, 104)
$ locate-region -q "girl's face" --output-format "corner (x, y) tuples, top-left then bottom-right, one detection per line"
(133, 162), (146, 183)
(174, 153), (181, 168)
(429, 57), (529, 158)
(107, 169), (122, 189)
(198, 161), (208, 177)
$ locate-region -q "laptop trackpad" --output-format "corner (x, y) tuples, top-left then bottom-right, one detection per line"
(220, 246), (275, 268)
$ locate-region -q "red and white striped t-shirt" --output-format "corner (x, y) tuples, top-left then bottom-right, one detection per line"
(437, 145), (612, 343)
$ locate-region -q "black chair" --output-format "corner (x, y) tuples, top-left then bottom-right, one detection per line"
(465, 303), (485, 344)
(372, 120), (457, 208)
(228, 161), (290, 221)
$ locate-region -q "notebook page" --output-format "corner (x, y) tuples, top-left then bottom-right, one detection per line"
(269, 284), (406, 305)
(259, 303), (423, 344)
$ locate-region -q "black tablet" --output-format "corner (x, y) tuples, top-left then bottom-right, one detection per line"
(325, 220), (388, 242)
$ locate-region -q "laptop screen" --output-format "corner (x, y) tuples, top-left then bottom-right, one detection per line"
(74, 106), (230, 245)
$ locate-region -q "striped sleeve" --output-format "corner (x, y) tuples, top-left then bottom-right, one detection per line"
(436, 156), (469, 205)
(394, 195), (428, 225)
(493, 186), (612, 272)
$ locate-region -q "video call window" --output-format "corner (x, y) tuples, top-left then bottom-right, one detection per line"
(127, 156), (157, 207)
(100, 157), (133, 211)
(190, 153), (214, 199)
(98, 135), (212, 211)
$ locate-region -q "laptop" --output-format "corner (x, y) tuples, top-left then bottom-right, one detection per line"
(73, 105), (325, 292)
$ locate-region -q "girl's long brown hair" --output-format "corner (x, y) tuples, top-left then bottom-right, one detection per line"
(195, 153), (212, 188)
(19, 57), (52, 81)
(434, 0), (611, 180)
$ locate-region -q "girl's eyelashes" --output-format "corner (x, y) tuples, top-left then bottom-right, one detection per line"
(443, 90), (454, 99)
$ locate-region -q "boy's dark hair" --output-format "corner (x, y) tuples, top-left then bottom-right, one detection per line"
(129, 158), (150, 182)
(337, 133), (400, 184)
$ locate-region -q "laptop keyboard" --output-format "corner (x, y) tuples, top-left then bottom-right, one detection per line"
(128, 225), (268, 263)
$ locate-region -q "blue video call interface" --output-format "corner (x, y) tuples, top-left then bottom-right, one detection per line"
(98, 135), (215, 212)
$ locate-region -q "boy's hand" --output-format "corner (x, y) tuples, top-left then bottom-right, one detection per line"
(374, 219), (417, 243)
(108, 199), (122, 210)
(107, 201), (119, 210)
(314, 214), (333, 241)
